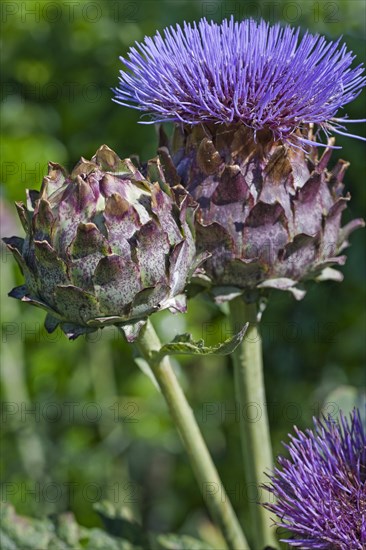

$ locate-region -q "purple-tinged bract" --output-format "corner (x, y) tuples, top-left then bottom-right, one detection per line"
(263, 409), (366, 549)
(114, 18), (366, 146)
(157, 125), (364, 302)
(3, 146), (201, 341)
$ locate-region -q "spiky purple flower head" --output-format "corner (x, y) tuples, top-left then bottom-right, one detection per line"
(114, 18), (366, 147)
(264, 409), (366, 549)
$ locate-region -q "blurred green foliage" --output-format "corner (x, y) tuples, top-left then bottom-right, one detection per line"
(1, 0), (365, 547)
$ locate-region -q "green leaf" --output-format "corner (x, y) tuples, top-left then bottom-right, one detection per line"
(0, 503), (213, 550)
(0, 503), (135, 550)
(94, 500), (146, 545)
(152, 323), (248, 363)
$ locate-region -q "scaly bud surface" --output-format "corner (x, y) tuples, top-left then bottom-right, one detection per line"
(4, 146), (200, 340)
(158, 124), (364, 300)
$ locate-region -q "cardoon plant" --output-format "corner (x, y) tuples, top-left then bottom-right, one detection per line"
(263, 409), (366, 550)
(3, 145), (249, 550)
(3, 16), (365, 550)
(115, 17), (365, 548)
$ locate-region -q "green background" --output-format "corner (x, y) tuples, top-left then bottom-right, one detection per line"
(1, 0), (365, 547)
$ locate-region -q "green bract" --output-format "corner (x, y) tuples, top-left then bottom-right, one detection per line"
(4, 146), (201, 341)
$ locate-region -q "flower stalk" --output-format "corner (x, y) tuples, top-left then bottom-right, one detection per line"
(229, 297), (277, 549)
(133, 320), (250, 550)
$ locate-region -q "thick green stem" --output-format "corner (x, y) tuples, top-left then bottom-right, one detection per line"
(134, 320), (250, 550)
(229, 298), (277, 549)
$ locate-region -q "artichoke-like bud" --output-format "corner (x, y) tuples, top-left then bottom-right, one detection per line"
(115, 18), (365, 302)
(158, 124), (365, 301)
(4, 145), (200, 340)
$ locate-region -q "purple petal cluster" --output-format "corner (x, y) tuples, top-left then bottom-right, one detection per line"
(114, 18), (366, 146)
(264, 409), (366, 549)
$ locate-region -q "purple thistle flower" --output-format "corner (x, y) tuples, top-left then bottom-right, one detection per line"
(263, 409), (366, 549)
(114, 18), (366, 147)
